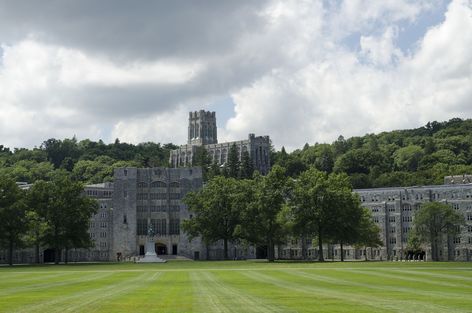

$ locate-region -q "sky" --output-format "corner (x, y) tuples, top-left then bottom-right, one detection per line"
(0, 0), (471, 151)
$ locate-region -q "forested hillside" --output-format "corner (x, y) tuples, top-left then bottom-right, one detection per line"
(1, 117), (472, 188)
(272, 118), (472, 188)
(0, 138), (176, 184)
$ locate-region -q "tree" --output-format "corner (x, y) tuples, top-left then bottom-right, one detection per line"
(0, 177), (28, 265)
(29, 176), (97, 264)
(182, 176), (242, 259)
(239, 150), (254, 179)
(238, 165), (289, 261)
(413, 202), (465, 261)
(354, 208), (382, 261)
(226, 144), (240, 178)
(393, 145), (424, 171)
(328, 186), (364, 262)
(192, 146), (211, 181)
(291, 168), (358, 261)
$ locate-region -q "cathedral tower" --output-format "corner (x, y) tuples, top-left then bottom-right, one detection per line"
(188, 110), (217, 145)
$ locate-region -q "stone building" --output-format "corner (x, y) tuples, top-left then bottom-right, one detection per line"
(0, 167), (208, 264)
(170, 110), (271, 175)
(111, 167), (205, 260)
(280, 179), (472, 262)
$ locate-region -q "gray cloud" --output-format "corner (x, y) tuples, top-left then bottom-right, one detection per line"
(0, 0), (268, 60)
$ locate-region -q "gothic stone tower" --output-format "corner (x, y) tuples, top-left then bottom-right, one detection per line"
(188, 110), (217, 145)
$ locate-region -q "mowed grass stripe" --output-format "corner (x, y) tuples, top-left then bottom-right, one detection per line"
(385, 268), (472, 283)
(245, 270), (470, 313)
(0, 271), (114, 297)
(0, 272), (74, 286)
(203, 271), (290, 313)
(343, 268), (472, 288)
(291, 269), (471, 301)
(12, 272), (159, 313)
(191, 272), (229, 313)
(93, 271), (195, 313)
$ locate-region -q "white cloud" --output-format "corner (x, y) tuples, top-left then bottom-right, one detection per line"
(360, 27), (403, 66)
(0, 39), (202, 147)
(226, 0), (472, 151)
(0, 0), (470, 152)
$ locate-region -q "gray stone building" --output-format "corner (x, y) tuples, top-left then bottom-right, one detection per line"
(110, 167), (205, 260)
(0, 167), (208, 264)
(170, 110), (271, 175)
(280, 179), (472, 262)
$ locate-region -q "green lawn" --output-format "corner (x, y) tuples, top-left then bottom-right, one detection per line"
(1, 261), (471, 313)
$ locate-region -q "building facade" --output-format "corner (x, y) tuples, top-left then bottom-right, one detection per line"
(280, 180), (472, 262)
(170, 110), (271, 175)
(3, 171), (472, 263)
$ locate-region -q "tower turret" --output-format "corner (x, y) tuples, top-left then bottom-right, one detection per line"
(188, 110), (217, 145)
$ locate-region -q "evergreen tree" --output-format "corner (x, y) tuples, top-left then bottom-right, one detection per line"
(239, 151), (254, 179)
(226, 144), (240, 178)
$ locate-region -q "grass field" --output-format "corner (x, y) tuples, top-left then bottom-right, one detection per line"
(0, 261), (471, 313)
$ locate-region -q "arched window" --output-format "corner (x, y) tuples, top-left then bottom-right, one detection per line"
(169, 181), (180, 188)
(151, 181), (167, 188)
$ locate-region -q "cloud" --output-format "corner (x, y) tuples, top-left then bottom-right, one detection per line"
(226, 0), (472, 150)
(0, 0), (470, 152)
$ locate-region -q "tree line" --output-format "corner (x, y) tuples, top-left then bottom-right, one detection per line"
(0, 173), (97, 265)
(1, 118), (472, 189)
(182, 165), (383, 261)
(272, 118), (472, 188)
(0, 138), (176, 185)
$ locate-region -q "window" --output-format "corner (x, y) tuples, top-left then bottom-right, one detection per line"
(453, 237), (461, 244)
(373, 217), (379, 223)
(137, 219), (148, 236)
(389, 216), (396, 223)
(151, 181), (167, 188)
(468, 225), (472, 233)
(389, 237), (396, 244)
(390, 227), (396, 233)
(137, 193), (148, 200)
(402, 216), (412, 222)
(402, 204), (411, 212)
(467, 214), (472, 221)
(169, 219), (180, 235)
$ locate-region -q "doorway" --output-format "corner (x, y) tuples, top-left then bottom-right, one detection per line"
(43, 249), (55, 263)
(256, 246), (268, 259)
(155, 243), (167, 255)
(139, 245), (145, 256)
(172, 244), (178, 255)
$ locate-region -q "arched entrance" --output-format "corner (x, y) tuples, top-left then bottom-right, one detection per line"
(155, 243), (167, 255)
(43, 249), (55, 263)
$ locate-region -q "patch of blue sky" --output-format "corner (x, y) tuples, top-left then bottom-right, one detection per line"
(206, 95), (236, 128)
(340, 0), (449, 55)
(396, 0), (449, 54)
